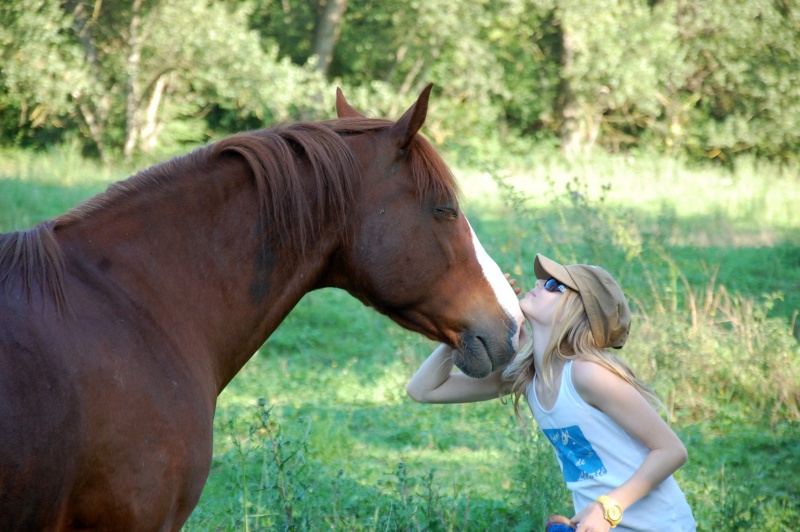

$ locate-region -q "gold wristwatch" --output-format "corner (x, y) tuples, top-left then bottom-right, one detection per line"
(596, 495), (623, 528)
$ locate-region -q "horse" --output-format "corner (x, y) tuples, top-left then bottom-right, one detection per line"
(0, 84), (523, 530)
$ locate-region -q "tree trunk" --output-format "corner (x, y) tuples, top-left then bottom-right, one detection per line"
(123, 0), (144, 161)
(555, 14), (603, 157)
(77, 99), (110, 164)
(310, 0), (348, 76)
(140, 73), (170, 152)
(67, 0), (110, 162)
(556, 21), (581, 156)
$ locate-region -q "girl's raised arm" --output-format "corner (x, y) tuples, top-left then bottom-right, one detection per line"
(406, 343), (513, 404)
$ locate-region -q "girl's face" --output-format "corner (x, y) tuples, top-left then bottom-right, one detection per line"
(519, 278), (564, 325)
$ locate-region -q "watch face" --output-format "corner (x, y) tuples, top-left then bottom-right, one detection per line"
(608, 506), (622, 521)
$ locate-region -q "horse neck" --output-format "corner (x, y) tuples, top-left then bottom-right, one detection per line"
(57, 156), (340, 393)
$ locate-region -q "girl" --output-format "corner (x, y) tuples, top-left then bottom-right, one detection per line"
(407, 254), (695, 531)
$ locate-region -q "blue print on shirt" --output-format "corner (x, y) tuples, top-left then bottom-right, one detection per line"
(542, 425), (607, 482)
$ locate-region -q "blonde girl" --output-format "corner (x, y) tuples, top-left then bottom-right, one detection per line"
(407, 254), (695, 531)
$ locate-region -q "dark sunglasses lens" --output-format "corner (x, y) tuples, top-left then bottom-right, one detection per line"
(544, 278), (559, 292)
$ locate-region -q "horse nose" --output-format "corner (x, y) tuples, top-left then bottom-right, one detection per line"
(454, 320), (518, 379)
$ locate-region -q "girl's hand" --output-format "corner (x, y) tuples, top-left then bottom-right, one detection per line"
(570, 502), (611, 532)
(504, 273), (522, 295)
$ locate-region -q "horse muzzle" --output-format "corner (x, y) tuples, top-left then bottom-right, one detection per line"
(453, 319), (519, 378)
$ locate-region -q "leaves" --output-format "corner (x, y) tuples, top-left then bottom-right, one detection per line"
(1, 0), (798, 161)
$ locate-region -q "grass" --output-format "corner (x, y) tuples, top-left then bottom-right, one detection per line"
(1, 145), (799, 530)
(0, 145), (126, 230)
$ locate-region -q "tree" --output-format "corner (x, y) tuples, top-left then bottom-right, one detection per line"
(2, 0), (799, 162)
(671, 0), (800, 161)
(537, 0), (683, 155)
(0, 0), (331, 159)
(0, 0), (94, 150)
(311, 0), (348, 76)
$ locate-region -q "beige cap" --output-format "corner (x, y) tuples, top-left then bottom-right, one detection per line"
(534, 253), (631, 349)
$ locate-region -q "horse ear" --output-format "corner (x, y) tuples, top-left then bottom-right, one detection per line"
(336, 87), (365, 118)
(388, 83), (433, 151)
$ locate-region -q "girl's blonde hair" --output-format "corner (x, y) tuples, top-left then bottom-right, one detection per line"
(502, 289), (667, 420)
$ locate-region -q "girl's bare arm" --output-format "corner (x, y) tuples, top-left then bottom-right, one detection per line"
(570, 360), (688, 528)
(406, 343), (512, 403)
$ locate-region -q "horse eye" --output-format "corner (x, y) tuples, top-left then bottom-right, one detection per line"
(433, 207), (458, 221)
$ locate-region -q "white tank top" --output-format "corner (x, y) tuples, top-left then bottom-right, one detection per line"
(527, 360), (695, 531)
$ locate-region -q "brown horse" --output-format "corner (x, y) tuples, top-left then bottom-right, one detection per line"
(0, 85), (522, 530)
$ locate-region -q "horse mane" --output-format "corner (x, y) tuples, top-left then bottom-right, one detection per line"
(0, 222), (67, 310)
(211, 118), (460, 254)
(211, 121), (359, 256)
(0, 117), (459, 307)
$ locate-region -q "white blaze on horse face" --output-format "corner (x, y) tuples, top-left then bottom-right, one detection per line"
(467, 219), (525, 348)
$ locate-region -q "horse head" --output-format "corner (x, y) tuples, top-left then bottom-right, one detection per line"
(326, 85), (523, 378)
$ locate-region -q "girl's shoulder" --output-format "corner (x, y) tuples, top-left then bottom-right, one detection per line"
(570, 359), (617, 383)
(570, 359), (635, 410)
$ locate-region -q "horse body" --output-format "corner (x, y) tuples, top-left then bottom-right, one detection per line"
(0, 156), (251, 529)
(0, 86), (522, 530)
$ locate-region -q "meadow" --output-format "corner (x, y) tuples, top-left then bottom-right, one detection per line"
(1, 144), (798, 531)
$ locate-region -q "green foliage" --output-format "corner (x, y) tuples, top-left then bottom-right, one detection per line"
(681, 422), (800, 530)
(2, 0), (798, 161)
(223, 401), (319, 531)
(0, 144), (125, 229)
(0, 0), (86, 145)
(0, 1), (82, 116)
(673, 0), (800, 161)
(553, 0), (685, 126)
(0, 0), (334, 159)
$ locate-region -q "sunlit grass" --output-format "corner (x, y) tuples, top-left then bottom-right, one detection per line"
(0, 146), (126, 230)
(0, 144), (125, 187)
(454, 151), (800, 247)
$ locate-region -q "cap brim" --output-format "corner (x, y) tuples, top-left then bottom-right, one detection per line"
(533, 254), (578, 291)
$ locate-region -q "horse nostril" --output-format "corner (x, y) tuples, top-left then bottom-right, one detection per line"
(474, 334), (489, 352)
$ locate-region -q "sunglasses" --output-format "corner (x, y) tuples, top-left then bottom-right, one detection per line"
(544, 277), (567, 293)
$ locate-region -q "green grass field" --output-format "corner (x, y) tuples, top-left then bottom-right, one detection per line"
(1, 145), (798, 531)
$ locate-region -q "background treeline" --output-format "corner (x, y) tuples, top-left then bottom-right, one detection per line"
(2, 0), (799, 164)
